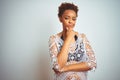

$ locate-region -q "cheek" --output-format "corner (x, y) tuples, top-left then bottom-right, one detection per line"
(73, 21), (76, 25)
(63, 20), (68, 25)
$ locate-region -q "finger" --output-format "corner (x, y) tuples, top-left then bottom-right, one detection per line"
(66, 27), (70, 31)
(66, 27), (68, 30)
(68, 27), (73, 31)
(69, 27), (73, 31)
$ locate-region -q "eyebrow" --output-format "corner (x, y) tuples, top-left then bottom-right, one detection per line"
(64, 15), (77, 18)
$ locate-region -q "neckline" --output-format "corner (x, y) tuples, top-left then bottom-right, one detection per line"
(61, 34), (78, 41)
(55, 32), (82, 48)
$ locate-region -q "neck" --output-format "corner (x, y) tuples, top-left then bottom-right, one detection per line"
(62, 30), (67, 40)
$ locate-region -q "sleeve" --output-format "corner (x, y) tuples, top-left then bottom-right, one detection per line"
(48, 35), (60, 71)
(82, 34), (97, 71)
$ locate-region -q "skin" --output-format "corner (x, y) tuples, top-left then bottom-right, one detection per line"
(54, 10), (91, 74)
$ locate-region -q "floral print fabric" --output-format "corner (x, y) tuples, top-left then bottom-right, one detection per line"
(48, 33), (97, 80)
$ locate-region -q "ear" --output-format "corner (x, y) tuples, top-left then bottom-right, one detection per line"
(59, 17), (62, 22)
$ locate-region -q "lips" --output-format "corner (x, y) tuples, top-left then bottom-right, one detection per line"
(68, 25), (74, 28)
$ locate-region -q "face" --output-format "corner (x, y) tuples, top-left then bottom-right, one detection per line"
(59, 10), (77, 30)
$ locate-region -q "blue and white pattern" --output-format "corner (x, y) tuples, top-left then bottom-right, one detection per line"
(49, 32), (97, 80)
(67, 42), (85, 62)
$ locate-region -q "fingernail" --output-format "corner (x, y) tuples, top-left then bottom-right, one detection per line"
(66, 27), (68, 30)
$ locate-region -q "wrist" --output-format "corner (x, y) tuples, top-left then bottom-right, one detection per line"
(60, 67), (65, 73)
(60, 65), (69, 73)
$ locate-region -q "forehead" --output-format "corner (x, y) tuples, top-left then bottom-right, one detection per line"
(62, 10), (77, 17)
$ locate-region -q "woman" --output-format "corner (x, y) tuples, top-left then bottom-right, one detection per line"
(48, 2), (97, 80)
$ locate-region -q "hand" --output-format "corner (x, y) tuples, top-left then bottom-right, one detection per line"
(65, 27), (76, 42)
(52, 68), (61, 75)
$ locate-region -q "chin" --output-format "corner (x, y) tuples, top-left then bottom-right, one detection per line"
(69, 26), (74, 28)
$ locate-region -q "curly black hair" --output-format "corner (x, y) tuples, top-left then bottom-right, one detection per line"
(58, 2), (79, 17)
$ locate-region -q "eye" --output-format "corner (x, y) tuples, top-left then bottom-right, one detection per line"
(72, 18), (76, 21)
(64, 17), (69, 20)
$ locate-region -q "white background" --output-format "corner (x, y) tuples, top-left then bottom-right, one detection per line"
(1, 0), (120, 80)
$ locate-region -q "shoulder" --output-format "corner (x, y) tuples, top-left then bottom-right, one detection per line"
(76, 32), (87, 38)
(80, 33), (87, 38)
(49, 35), (55, 39)
(49, 32), (62, 40)
(49, 35), (56, 43)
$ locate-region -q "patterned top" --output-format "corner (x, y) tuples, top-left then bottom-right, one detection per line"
(48, 32), (97, 80)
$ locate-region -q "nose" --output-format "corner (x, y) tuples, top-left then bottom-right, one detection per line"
(68, 19), (72, 24)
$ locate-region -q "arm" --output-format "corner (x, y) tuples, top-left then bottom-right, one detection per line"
(60, 34), (97, 72)
(82, 34), (97, 71)
(57, 30), (76, 69)
(57, 39), (70, 68)
(49, 35), (60, 71)
(60, 62), (91, 72)
(48, 35), (72, 72)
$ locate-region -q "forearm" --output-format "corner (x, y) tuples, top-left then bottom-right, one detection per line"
(61, 62), (91, 72)
(57, 41), (70, 68)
